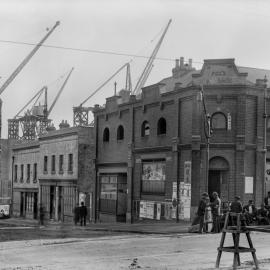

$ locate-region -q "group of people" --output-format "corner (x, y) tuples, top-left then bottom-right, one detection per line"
(191, 191), (270, 234)
(73, 201), (88, 226)
(38, 201), (88, 226)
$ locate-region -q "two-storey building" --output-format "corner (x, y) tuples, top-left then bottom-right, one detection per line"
(38, 124), (95, 222)
(93, 57), (270, 223)
(12, 140), (39, 219)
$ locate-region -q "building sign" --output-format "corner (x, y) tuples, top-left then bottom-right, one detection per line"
(245, 177), (254, 194)
(184, 161), (192, 183)
(142, 162), (165, 181)
(139, 201), (147, 218)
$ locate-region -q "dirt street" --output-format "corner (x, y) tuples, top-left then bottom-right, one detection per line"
(1, 228), (270, 270)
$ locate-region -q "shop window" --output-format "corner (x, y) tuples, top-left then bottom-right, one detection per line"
(99, 175), (117, 214)
(26, 164), (30, 183)
(68, 153), (73, 173)
(117, 125), (124, 140)
(20, 164), (24, 183)
(51, 155), (56, 174)
(103, 127), (110, 142)
(141, 121), (150, 137)
(211, 112), (227, 130)
(157, 117), (167, 135)
(14, 165), (18, 183)
(44, 156), (48, 173)
(59, 155), (64, 174)
(141, 160), (165, 194)
(33, 163), (37, 183)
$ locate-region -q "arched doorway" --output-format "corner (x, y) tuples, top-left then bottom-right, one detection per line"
(208, 156), (229, 201)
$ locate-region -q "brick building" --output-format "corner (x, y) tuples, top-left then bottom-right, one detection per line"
(38, 124), (95, 222)
(93, 58), (270, 223)
(12, 141), (39, 219)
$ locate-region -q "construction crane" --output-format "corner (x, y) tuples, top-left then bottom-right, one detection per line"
(8, 67), (74, 140)
(132, 19), (172, 95)
(73, 62), (131, 127)
(0, 21), (60, 96)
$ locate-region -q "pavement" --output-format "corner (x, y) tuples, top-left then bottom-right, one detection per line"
(0, 217), (191, 234)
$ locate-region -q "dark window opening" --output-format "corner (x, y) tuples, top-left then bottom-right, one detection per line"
(20, 164), (24, 182)
(103, 127), (110, 142)
(141, 121), (150, 137)
(51, 155), (56, 174)
(157, 117), (167, 135)
(117, 125), (124, 140)
(59, 155), (64, 173)
(14, 165), (18, 183)
(44, 156), (48, 173)
(68, 153), (73, 173)
(27, 164), (30, 182)
(33, 163), (37, 183)
(211, 112), (227, 130)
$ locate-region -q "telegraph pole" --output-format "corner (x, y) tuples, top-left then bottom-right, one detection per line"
(263, 76), (268, 198)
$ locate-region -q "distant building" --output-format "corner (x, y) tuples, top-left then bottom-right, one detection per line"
(38, 125), (95, 222)
(93, 57), (270, 223)
(12, 140), (39, 219)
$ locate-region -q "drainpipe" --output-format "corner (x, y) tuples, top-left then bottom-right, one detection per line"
(11, 156), (14, 216)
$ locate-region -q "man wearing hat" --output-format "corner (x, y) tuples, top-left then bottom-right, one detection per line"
(196, 192), (209, 233)
(230, 196), (243, 213)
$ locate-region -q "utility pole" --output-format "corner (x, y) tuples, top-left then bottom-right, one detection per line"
(199, 85), (212, 192)
(263, 76), (268, 198)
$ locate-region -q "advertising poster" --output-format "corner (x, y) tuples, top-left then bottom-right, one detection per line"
(142, 162), (165, 181)
(0, 204), (10, 217)
(145, 201), (155, 219)
(139, 201), (147, 218)
(179, 182), (191, 220)
(245, 177), (253, 194)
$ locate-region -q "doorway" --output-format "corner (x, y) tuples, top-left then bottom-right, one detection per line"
(208, 157), (229, 202)
(208, 170), (221, 201)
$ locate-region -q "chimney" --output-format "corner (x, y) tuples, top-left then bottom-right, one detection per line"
(188, 59), (192, 69)
(180, 57), (184, 68)
(59, 120), (70, 129)
(175, 59), (180, 68)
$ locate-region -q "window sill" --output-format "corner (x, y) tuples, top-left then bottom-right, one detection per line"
(43, 171), (48, 175)
(68, 170), (73, 175)
(59, 170), (64, 175)
(51, 171), (56, 175)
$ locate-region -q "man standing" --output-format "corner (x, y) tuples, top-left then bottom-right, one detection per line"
(39, 204), (45, 226)
(264, 191), (270, 210)
(79, 201), (87, 226)
(73, 203), (80, 226)
(243, 200), (256, 225)
(197, 192), (208, 233)
(211, 192), (221, 233)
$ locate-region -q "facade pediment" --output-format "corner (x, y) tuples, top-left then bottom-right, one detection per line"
(192, 58), (249, 86)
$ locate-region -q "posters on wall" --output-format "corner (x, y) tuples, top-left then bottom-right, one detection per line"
(245, 177), (253, 194)
(0, 204), (10, 217)
(139, 201), (156, 219)
(179, 182), (191, 220)
(266, 162), (270, 182)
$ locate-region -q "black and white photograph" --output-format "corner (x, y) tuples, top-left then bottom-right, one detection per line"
(1, 0), (270, 269)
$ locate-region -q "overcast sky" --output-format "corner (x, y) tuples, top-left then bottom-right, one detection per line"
(0, 0), (270, 137)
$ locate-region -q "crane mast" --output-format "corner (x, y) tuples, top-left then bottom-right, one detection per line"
(0, 21), (60, 96)
(133, 19), (172, 95)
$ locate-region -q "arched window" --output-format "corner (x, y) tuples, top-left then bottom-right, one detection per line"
(141, 121), (150, 137)
(211, 112), (227, 130)
(117, 125), (124, 140)
(157, 117), (166, 135)
(103, 127), (110, 142)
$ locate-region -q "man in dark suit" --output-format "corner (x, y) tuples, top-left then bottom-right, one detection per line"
(79, 201), (87, 226)
(243, 200), (256, 225)
(264, 191), (270, 210)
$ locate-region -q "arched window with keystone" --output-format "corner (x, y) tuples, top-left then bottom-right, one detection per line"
(157, 117), (167, 135)
(141, 121), (150, 137)
(211, 112), (227, 130)
(117, 125), (124, 140)
(103, 127), (110, 142)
